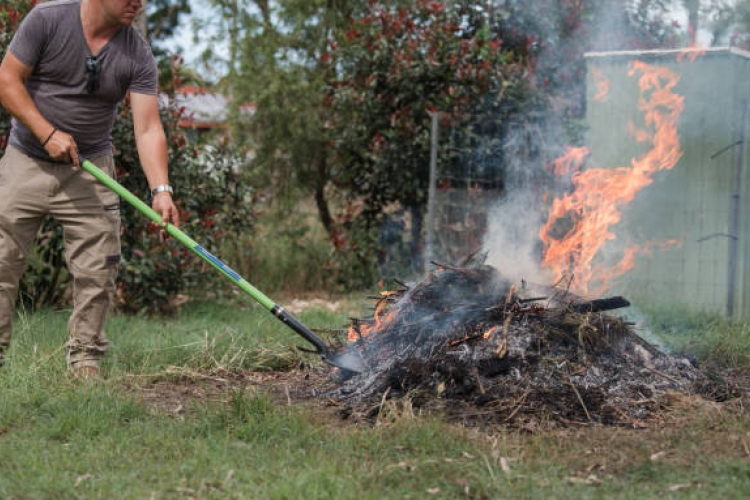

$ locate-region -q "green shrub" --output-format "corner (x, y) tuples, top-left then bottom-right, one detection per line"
(110, 105), (257, 313)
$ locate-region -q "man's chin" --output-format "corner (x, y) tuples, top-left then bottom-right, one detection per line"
(122, 13), (139, 25)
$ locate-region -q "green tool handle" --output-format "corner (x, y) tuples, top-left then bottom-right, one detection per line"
(81, 159), (330, 355)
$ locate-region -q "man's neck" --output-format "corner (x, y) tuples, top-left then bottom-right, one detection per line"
(80, 0), (123, 54)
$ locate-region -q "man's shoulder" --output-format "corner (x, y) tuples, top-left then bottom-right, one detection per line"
(33, 0), (81, 13)
(26, 0), (80, 24)
(113, 25), (154, 62)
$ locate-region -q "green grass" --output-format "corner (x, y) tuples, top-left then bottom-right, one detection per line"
(0, 301), (749, 499)
(220, 205), (338, 295)
(637, 305), (750, 369)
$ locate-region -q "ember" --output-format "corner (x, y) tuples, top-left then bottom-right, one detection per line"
(333, 255), (708, 427)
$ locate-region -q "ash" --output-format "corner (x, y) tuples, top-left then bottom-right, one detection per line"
(331, 258), (714, 426)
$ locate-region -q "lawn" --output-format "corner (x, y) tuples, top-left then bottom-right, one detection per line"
(1, 300), (749, 499)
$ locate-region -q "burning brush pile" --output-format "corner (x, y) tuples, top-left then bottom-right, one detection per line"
(332, 255), (708, 426)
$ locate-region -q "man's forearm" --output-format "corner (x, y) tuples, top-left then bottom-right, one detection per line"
(0, 53), (55, 144)
(135, 128), (170, 190)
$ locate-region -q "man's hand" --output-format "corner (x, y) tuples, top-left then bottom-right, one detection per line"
(43, 128), (80, 167)
(152, 192), (180, 239)
(0, 52), (78, 165)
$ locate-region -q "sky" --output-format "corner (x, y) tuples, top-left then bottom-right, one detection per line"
(156, 1), (229, 74)
(161, 1), (724, 78)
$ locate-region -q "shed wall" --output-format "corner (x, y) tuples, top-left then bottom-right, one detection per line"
(584, 49), (750, 318)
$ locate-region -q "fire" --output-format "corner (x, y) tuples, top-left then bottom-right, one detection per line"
(540, 61), (684, 295)
(548, 145), (590, 177)
(677, 47), (706, 64)
(347, 294), (398, 341)
(483, 325), (498, 339)
(593, 239), (683, 294)
(591, 67), (610, 102)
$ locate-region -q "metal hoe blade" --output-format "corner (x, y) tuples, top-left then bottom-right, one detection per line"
(324, 349), (366, 373)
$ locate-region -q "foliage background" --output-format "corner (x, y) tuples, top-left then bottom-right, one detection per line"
(4, 0), (750, 310)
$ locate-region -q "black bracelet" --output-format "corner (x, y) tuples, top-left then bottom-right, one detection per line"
(42, 128), (57, 147)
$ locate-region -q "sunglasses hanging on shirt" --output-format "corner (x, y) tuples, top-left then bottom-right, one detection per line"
(86, 55), (101, 94)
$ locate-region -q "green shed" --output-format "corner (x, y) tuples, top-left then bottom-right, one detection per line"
(582, 47), (750, 319)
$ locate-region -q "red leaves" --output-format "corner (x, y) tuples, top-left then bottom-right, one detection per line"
(428, 2), (445, 14)
(489, 39), (503, 52)
(170, 133), (187, 150)
(330, 227), (347, 250)
(325, 0), (514, 153)
(389, 107), (411, 128)
(0, 6), (21, 32)
(415, 0), (445, 15)
(370, 131), (386, 153)
(345, 28), (361, 42)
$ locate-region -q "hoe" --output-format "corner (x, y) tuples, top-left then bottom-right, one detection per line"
(82, 160), (365, 374)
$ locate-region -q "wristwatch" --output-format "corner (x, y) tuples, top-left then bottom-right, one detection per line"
(151, 184), (173, 197)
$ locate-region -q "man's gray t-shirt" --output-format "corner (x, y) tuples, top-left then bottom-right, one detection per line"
(8, 0), (158, 160)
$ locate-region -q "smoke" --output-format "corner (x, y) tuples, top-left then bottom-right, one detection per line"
(479, 1), (678, 291)
(483, 189), (550, 286)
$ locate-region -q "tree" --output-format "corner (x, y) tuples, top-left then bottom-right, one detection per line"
(196, 0), (695, 287)
(146, 0), (191, 42)
(702, 0), (750, 48)
(215, 0), (359, 229)
(324, 1), (526, 273)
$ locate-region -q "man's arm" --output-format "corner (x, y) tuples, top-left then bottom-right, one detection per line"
(129, 91), (180, 228)
(0, 51), (79, 164)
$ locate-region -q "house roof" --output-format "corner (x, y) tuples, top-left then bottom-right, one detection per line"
(163, 86), (256, 129)
(585, 46), (750, 60)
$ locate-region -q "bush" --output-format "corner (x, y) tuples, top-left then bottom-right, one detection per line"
(106, 100), (257, 313)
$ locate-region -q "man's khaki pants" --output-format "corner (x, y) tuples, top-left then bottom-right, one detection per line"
(0, 146), (120, 369)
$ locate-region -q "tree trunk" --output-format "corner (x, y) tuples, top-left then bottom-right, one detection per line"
(136, 0), (148, 40)
(314, 154), (334, 236)
(683, 0), (699, 45)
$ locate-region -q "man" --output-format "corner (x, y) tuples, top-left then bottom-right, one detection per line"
(0, 0), (180, 378)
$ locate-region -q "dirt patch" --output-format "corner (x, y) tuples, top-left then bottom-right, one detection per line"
(124, 362), (750, 431)
(124, 367), (344, 421)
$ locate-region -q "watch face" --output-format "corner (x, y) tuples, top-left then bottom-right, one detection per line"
(152, 185), (173, 195)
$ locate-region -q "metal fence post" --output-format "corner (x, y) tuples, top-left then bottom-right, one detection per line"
(425, 111), (439, 272)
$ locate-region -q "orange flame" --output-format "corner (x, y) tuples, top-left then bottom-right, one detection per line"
(591, 239), (684, 293)
(676, 47), (706, 64)
(548, 146), (590, 177)
(347, 325), (359, 342)
(540, 61), (684, 295)
(483, 325), (499, 339)
(591, 67), (610, 102)
(347, 298), (397, 341)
